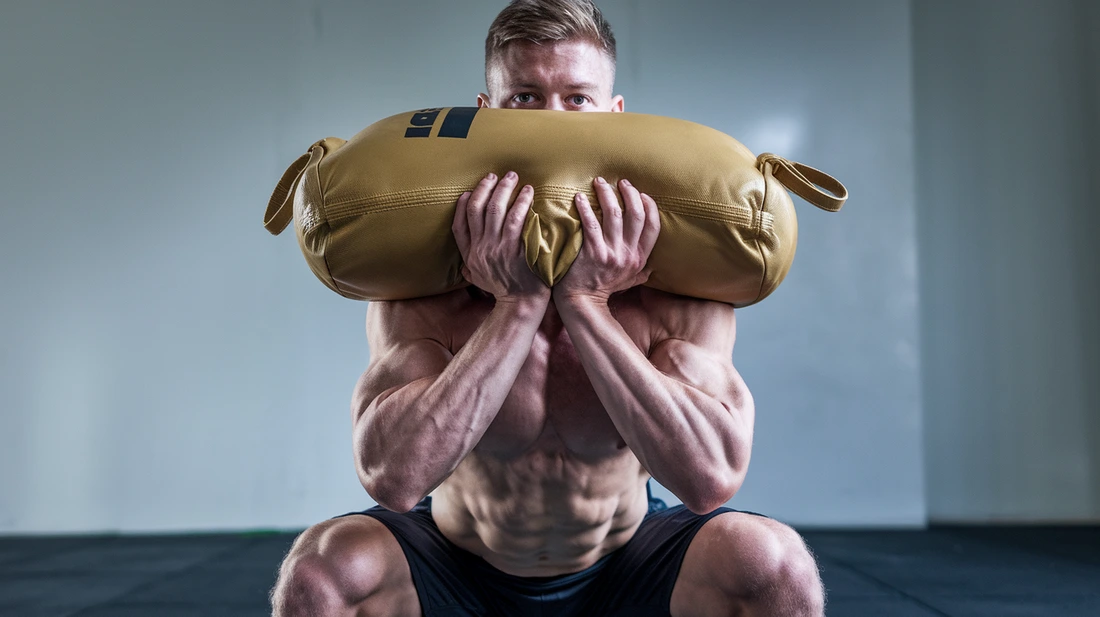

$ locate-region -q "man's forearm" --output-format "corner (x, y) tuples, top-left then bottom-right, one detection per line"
(356, 295), (546, 511)
(555, 295), (749, 513)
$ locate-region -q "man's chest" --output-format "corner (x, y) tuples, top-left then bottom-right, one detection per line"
(453, 292), (653, 459)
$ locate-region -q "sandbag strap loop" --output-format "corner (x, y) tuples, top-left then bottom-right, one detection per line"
(264, 139), (340, 235)
(756, 153), (848, 213)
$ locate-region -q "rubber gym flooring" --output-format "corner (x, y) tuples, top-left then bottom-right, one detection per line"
(0, 526), (1097, 616)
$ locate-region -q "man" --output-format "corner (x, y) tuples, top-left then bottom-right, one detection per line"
(272, 1), (823, 615)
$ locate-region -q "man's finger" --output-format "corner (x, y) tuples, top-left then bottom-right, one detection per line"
(619, 179), (645, 247)
(467, 173), (498, 239)
(452, 191), (472, 258)
(593, 176), (622, 245)
(486, 171), (519, 237)
(503, 184), (534, 241)
(574, 192), (606, 253)
(639, 193), (662, 257)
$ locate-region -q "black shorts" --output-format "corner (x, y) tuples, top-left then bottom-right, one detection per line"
(339, 488), (756, 617)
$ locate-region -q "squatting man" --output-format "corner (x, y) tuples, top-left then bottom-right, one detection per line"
(273, 1), (825, 615)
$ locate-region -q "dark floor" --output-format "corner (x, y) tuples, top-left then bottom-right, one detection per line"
(0, 526), (1097, 616)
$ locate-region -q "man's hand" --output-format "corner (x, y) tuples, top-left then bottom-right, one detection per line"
(555, 177), (661, 302)
(453, 171), (549, 302)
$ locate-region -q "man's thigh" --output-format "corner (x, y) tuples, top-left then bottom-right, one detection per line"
(669, 512), (824, 617)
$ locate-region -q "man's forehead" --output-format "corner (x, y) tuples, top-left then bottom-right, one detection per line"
(494, 39), (613, 90)
(506, 78), (603, 91)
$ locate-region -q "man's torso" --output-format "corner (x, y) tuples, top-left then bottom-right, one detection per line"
(405, 286), (680, 577)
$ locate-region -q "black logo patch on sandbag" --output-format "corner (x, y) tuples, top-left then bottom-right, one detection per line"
(404, 108), (442, 138)
(404, 107), (479, 139)
(438, 107), (479, 138)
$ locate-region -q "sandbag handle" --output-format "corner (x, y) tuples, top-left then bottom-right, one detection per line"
(264, 139), (342, 235)
(756, 153), (848, 212)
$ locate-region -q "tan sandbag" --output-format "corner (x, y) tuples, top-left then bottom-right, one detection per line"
(264, 107), (847, 307)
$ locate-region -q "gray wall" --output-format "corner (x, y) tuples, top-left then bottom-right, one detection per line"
(914, 0), (1100, 521)
(1, 0), (922, 533)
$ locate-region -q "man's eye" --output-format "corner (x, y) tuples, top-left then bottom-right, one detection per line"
(513, 93), (535, 104)
(569, 96), (588, 106)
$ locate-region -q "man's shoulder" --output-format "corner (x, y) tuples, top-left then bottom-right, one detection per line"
(367, 287), (489, 338)
(617, 287), (736, 344)
(624, 286), (734, 317)
(373, 287), (485, 314)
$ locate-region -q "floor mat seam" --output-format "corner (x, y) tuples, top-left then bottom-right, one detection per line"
(817, 554), (956, 617)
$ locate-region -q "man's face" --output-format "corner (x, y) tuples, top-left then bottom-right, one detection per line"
(479, 38), (624, 113)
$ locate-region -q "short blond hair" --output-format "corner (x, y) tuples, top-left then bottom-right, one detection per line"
(485, 0), (617, 88)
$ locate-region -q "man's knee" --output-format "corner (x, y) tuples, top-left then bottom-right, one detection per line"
(757, 520), (823, 613)
(709, 514), (824, 615)
(273, 549), (345, 616)
(271, 517), (404, 617)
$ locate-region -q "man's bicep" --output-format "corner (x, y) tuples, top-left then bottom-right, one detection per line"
(646, 299), (751, 411)
(649, 337), (744, 403)
(649, 336), (756, 448)
(355, 339), (453, 411)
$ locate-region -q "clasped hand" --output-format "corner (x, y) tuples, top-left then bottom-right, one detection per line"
(452, 172), (661, 303)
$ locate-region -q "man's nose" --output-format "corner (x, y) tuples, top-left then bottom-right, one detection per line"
(544, 98), (566, 111)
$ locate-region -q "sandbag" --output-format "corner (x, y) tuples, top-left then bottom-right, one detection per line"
(264, 107), (847, 307)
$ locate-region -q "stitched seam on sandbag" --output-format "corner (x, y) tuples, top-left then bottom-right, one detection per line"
(538, 186), (592, 200)
(759, 212), (774, 236)
(321, 184), (760, 230)
(753, 182), (768, 304)
(299, 181), (325, 235)
(327, 191), (462, 213)
(327, 186), (464, 210)
(327, 189), (462, 210)
(347, 181), (760, 227)
(653, 196), (754, 227)
(536, 184), (757, 228)
(337, 200), (457, 219)
(328, 197), (457, 220)
(326, 187), (466, 221)
(647, 210), (753, 225)
(327, 199), (460, 223)
(310, 153), (345, 296)
(299, 148), (331, 236)
(300, 204), (322, 234)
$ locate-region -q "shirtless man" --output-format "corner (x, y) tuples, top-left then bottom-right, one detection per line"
(272, 1), (824, 615)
